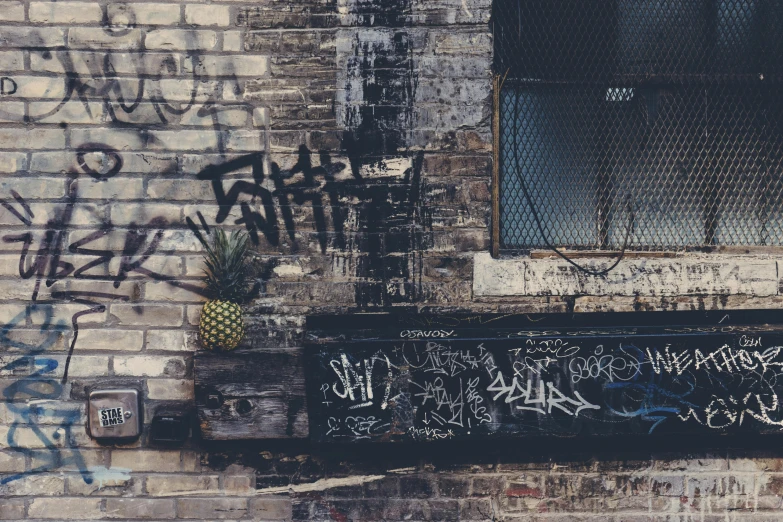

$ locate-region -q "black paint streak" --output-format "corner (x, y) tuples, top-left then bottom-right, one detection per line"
(197, 146), (430, 308)
(75, 143), (123, 181)
(343, 0), (415, 173)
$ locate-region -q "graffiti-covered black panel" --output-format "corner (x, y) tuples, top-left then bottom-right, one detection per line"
(305, 311), (783, 442)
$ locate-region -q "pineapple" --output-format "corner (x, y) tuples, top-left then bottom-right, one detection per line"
(197, 229), (253, 351)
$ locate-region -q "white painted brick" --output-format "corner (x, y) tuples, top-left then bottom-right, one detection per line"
(29, 101), (106, 124)
(185, 4), (231, 26)
(114, 355), (187, 377)
(0, 425), (65, 449)
(108, 255), (183, 279)
(30, 50), (181, 76)
(473, 253), (780, 297)
(182, 204), (243, 226)
(147, 378), (194, 400)
(145, 29), (218, 51)
(68, 471), (141, 496)
(70, 129), (146, 151)
(223, 31), (242, 51)
(0, 51), (24, 71)
(155, 78), (221, 102)
(40, 355), (110, 377)
(110, 304), (184, 326)
(111, 449), (183, 472)
(0, 26), (65, 48)
(253, 107), (269, 127)
(29, 498), (103, 519)
(184, 55), (269, 77)
(31, 150), (177, 174)
(145, 281), (206, 302)
(1, 474), (66, 495)
(110, 203), (183, 226)
(225, 130), (265, 151)
(29, 2), (103, 24)
(0, 177), (65, 198)
(0, 129), (66, 150)
(74, 178), (145, 200)
(28, 304), (108, 325)
(147, 179), (215, 201)
(186, 304), (201, 325)
(146, 330), (197, 352)
(146, 474), (219, 496)
(68, 28), (142, 50)
(0, 152), (27, 174)
(0, 451), (25, 472)
(0, 101), (24, 123)
(179, 105), (249, 127)
(0, 2), (25, 22)
(5, 76), (67, 99)
(74, 329), (144, 351)
(107, 3), (181, 26)
(146, 130), (220, 151)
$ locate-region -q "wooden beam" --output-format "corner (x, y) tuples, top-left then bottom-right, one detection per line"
(195, 349), (308, 440)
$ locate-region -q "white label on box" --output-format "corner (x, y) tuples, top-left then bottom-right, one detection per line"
(99, 407), (125, 428)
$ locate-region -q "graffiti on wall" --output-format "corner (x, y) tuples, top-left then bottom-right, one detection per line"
(0, 0), (433, 483)
(307, 316), (783, 442)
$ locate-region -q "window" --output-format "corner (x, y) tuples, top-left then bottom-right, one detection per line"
(493, 0), (783, 253)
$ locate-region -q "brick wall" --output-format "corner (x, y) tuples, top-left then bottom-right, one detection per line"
(1, 0), (782, 520)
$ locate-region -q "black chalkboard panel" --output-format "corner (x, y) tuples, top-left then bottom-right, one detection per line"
(305, 310), (783, 442)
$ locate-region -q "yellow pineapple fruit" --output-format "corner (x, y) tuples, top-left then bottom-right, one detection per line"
(197, 229), (252, 351)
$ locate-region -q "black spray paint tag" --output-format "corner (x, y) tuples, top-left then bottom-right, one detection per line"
(98, 407), (125, 428)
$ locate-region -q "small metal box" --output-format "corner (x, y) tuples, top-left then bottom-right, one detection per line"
(88, 389), (141, 440)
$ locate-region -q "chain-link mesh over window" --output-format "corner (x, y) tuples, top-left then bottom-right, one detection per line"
(494, 0), (783, 251)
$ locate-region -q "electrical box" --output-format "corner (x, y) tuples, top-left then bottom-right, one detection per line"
(88, 389), (141, 440)
(150, 411), (190, 444)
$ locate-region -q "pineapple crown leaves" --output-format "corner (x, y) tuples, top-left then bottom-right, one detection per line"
(198, 229), (256, 303)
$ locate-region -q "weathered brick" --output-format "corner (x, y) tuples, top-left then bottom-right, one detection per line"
(68, 28), (142, 50)
(29, 2), (103, 23)
(75, 329), (144, 351)
(0, 52), (22, 74)
(0, 451), (25, 473)
(0, 152), (26, 173)
(29, 101), (106, 124)
(110, 203), (182, 226)
(145, 474), (219, 496)
(0, 474), (65, 496)
(185, 4), (232, 26)
(105, 498), (176, 519)
(110, 304), (184, 326)
(68, 472), (141, 496)
(75, 178), (145, 200)
(0, 498), (24, 519)
(146, 378), (194, 400)
(111, 449), (184, 472)
(223, 30), (243, 51)
(146, 130), (220, 151)
(0, 2), (24, 22)
(0, 129), (66, 150)
(28, 498), (103, 519)
(177, 498), (249, 519)
(144, 281), (205, 303)
(107, 3), (181, 26)
(30, 150), (176, 174)
(146, 329), (197, 352)
(249, 497), (293, 520)
(145, 29), (218, 51)
(114, 355), (187, 377)
(184, 55), (269, 77)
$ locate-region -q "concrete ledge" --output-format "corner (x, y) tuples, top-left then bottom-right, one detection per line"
(472, 252), (780, 297)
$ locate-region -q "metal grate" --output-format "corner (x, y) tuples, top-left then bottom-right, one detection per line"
(494, 0), (783, 251)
